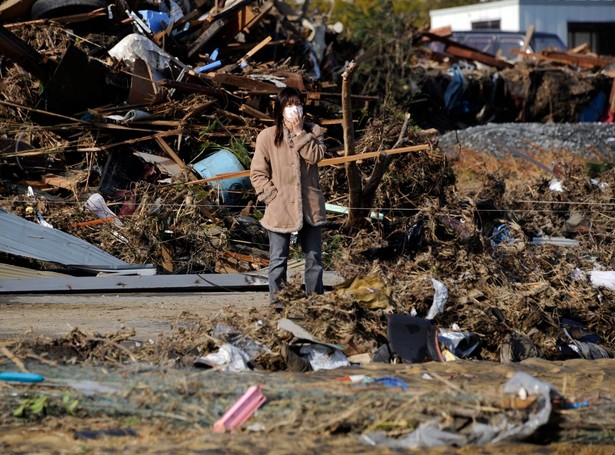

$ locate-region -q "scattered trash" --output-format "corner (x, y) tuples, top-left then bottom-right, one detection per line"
(373, 376), (410, 390)
(298, 344), (350, 371)
(557, 319), (612, 360)
(500, 331), (542, 363)
(489, 223), (518, 248)
(438, 328), (480, 359)
(531, 237), (580, 247)
(213, 385), (266, 433)
(590, 270), (615, 291)
(192, 150), (252, 205)
(562, 400), (590, 410)
(194, 343), (252, 372)
(362, 371), (563, 448)
(277, 318), (348, 371)
(0, 372), (45, 383)
(331, 273), (392, 310)
(426, 278), (448, 320)
(334, 375), (409, 390)
(386, 315), (444, 363)
(85, 193), (123, 227)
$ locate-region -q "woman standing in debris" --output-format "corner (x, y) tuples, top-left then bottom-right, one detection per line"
(250, 87), (327, 306)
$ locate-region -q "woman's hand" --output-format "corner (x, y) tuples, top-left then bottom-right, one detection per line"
(283, 106), (304, 135)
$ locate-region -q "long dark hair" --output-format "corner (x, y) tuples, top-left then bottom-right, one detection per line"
(273, 87), (304, 147)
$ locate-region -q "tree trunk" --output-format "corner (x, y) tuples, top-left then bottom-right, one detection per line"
(341, 60), (363, 228)
(341, 56), (410, 228)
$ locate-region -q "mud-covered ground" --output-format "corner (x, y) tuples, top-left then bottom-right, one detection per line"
(0, 292), (269, 341)
(1, 292), (615, 454)
(3, 137), (615, 452)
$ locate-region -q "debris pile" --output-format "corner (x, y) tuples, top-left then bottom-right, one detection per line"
(1, 1), (615, 369)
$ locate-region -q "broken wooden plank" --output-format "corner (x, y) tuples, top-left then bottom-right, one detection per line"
(309, 92), (379, 102)
(0, 0), (36, 21)
(0, 23), (56, 81)
(240, 0), (273, 34)
(319, 118), (345, 125)
(538, 50), (613, 69)
(72, 217), (116, 228)
(421, 32), (513, 70)
(188, 18), (229, 58)
(128, 58), (162, 105)
(158, 79), (226, 97)
(223, 2), (257, 39)
(188, 0), (259, 58)
(25, 172), (87, 192)
(4, 7), (107, 27)
(239, 103), (272, 120)
(188, 143), (432, 185)
(237, 35), (273, 67)
(212, 73), (279, 92)
(223, 250), (269, 267)
(519, 25), (535, 55)
(155, 137), (199, 181)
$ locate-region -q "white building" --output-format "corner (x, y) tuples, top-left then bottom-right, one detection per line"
(430, 0), (615, 55)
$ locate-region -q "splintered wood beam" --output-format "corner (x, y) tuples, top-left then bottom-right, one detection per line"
(188, 0), (258, 58)
(519, 25), (535, 55)
(212, 73), (279, 92)
(158, 79), (226, 96)
(534, 50), (612, 69)
(422, 32), (513, 70)
(241, 36), (272, 62)
(4, 7), (107, 27)
(155, 137), (199, 181)
(241, 0), (274, 34)
(4, 129), (185, 157)
(188, 18), (229, 58)
(187, 143), (432, 185)
(239, 103), (272, 120)
(444, 44), (513, 69)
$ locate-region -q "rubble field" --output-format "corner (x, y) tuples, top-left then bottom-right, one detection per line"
(1, 0), (615, 452)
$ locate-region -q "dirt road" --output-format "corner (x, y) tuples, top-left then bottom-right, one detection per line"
(0, 292), (269, 341)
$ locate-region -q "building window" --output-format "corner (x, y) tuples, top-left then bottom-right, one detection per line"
(472, 20), (500, 30)
(568, 22), (615, 55)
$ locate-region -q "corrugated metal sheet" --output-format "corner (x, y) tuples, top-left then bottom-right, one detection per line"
(0, 209), (153, 274)
(0, 263), (70, 279)
(0, 269), (344, 294)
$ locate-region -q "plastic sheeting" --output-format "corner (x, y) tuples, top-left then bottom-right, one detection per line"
(363, 371), (561, 448)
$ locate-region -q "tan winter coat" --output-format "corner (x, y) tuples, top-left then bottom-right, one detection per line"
(250, 123), (327, 233)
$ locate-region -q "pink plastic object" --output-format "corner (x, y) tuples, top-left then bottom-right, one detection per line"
(213, 385), (266, 433)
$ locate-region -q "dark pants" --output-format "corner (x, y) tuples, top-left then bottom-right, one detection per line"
(267, 223), (324, 303)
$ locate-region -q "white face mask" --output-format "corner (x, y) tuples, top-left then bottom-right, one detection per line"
(283, 105), (303, 122)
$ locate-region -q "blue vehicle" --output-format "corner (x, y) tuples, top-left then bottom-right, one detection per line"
(433, 30), (567, 60)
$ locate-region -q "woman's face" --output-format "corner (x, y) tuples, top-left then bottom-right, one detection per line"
(283, 97), (303, 124)
(284, 97), (302, 108)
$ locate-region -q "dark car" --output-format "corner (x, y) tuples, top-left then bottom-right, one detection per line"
(434, 30), (567, 60)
